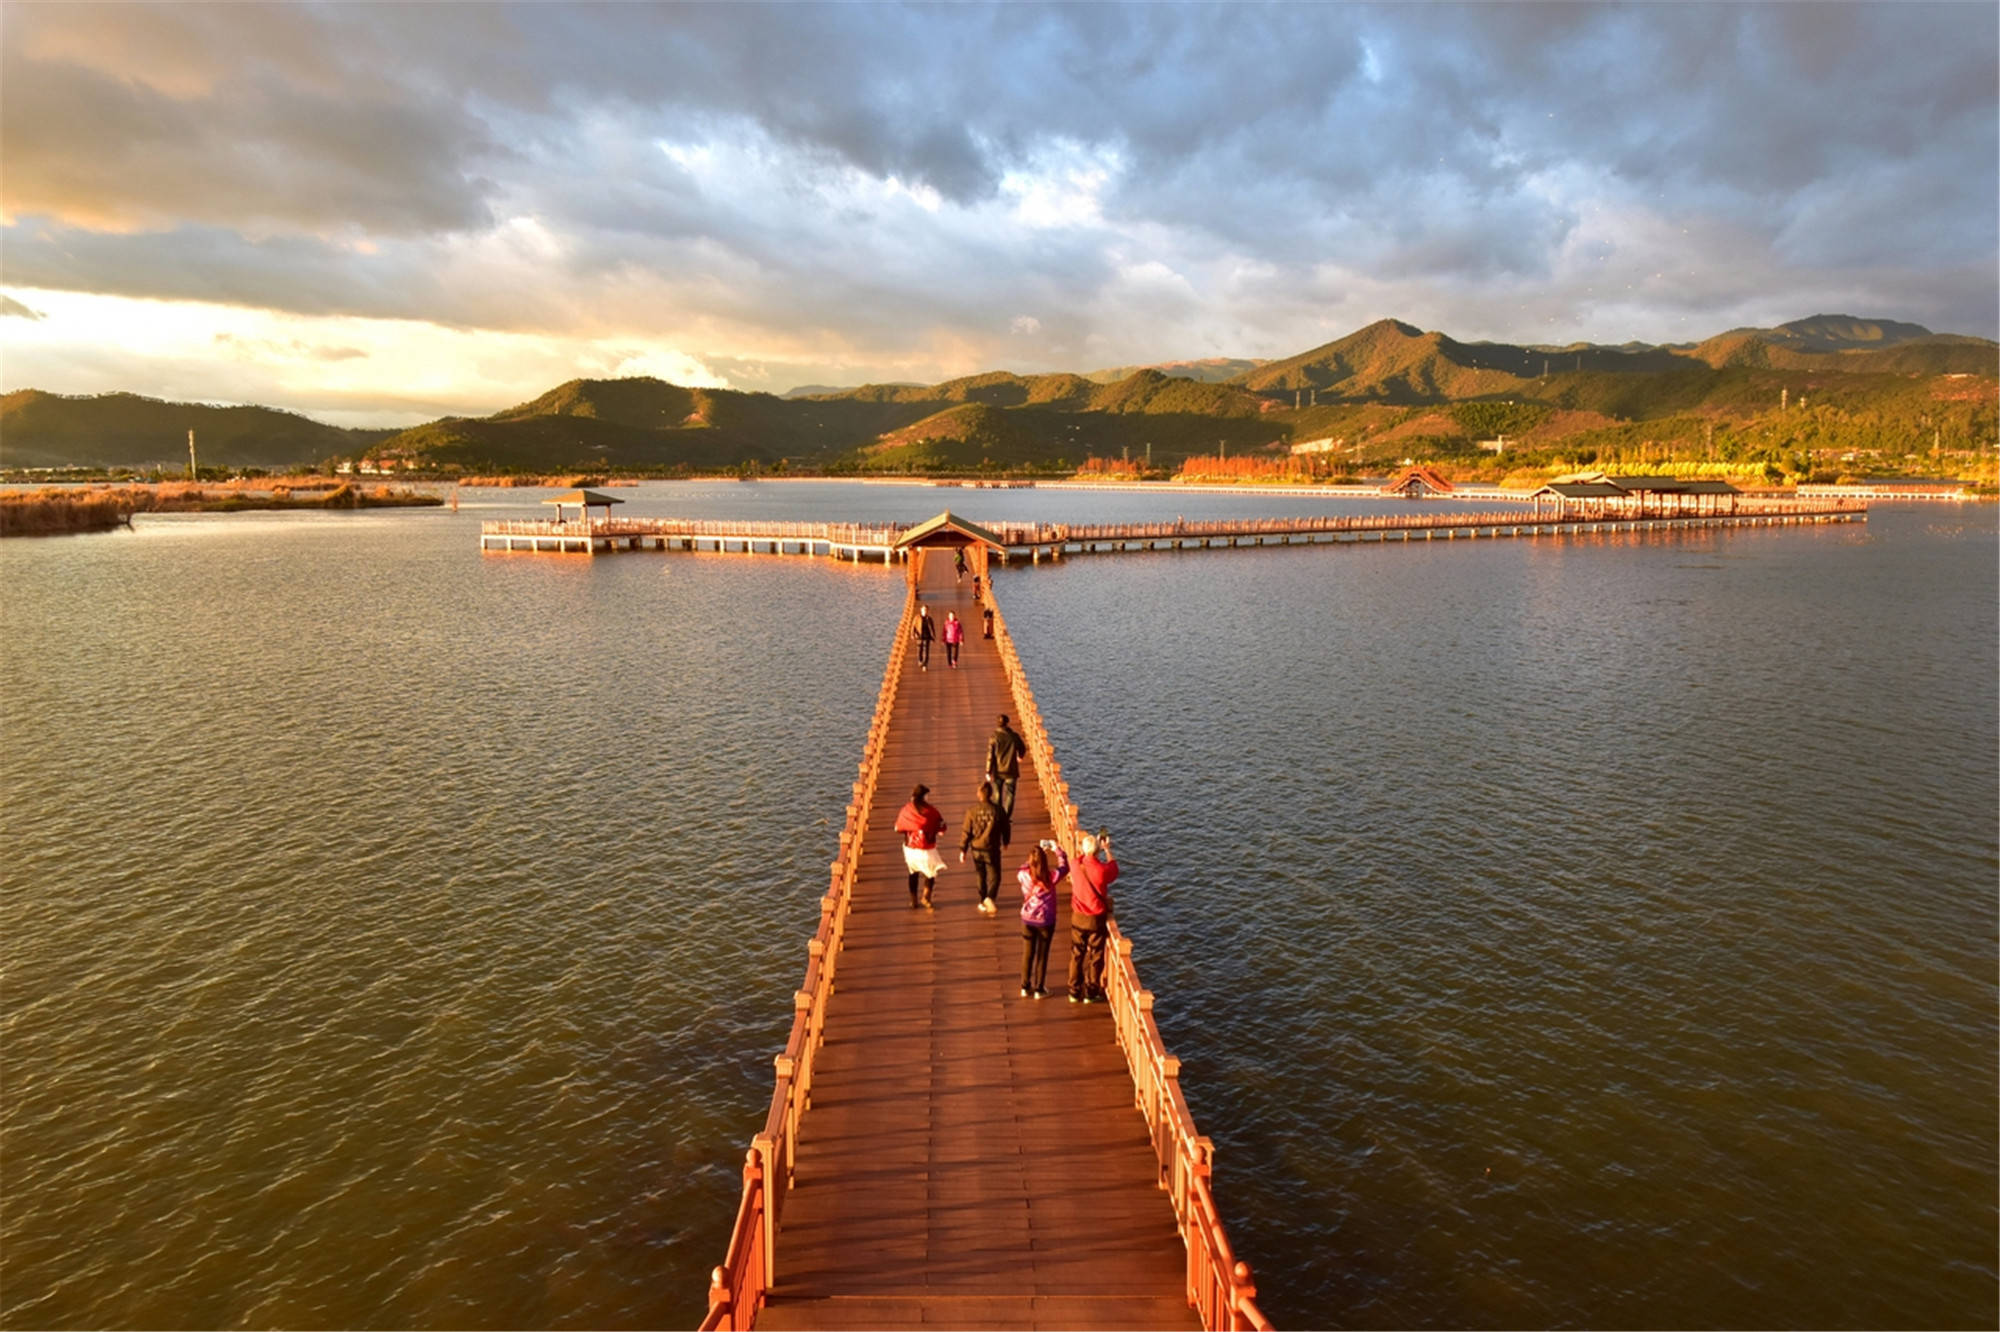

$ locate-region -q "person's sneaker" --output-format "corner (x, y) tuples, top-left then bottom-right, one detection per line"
(1068, 993), (1081, 1004)
(1033, 989), (1047, 1000)
(1020, 987), (1031, 998)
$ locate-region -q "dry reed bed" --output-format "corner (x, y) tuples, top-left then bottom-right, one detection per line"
(0, 483), (442, 536)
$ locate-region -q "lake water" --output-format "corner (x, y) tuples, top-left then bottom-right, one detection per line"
(3, 482), (1993, 1329)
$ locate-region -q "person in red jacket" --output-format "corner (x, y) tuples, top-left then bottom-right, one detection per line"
(1067, 831), (1119, 1002)
(894, 784), (946, 909)
(941, 610), (965, 668)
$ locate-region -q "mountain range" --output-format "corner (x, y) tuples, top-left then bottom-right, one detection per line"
(3, 316), (1991, 472)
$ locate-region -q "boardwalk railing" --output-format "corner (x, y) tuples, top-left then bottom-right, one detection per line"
(984, 585), (1273, 1332)
(998, 497), (1864, 545)
(481, 518), (906, 544)
(485, 497), (1865, 554)
(702, 584), (920, 1332)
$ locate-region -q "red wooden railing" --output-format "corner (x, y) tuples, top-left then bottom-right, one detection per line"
(984, 585), (1274, 1332)
(700, 583), (919, 1331)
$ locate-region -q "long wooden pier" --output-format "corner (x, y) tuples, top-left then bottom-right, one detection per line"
(701, 557), (1267, 1331)
(481, 499), (1865, 560)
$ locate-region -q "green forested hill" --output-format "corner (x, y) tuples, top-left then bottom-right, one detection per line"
(0, 390), (394, 469)
(7, 315), (1992, 475)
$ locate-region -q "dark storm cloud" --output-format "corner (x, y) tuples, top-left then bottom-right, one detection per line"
(1, 5), (500, 236)
(2, 0), (1994, 382)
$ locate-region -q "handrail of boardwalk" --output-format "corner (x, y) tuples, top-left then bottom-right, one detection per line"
(1001, 497), (1864, 544)
(983, 583), (1274, 1332)
(701, 581), (920, 1332)
(481, 518), (906, 543)
(485, 497), (1864, 549)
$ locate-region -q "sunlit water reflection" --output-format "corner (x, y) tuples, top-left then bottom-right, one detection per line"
(3, 485), (1992, 1329)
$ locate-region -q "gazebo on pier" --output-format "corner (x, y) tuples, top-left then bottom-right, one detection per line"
(544, 489), (624, 526)
(893, 510), (1010, 586)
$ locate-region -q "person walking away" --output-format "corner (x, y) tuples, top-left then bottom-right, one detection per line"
(971, 573), (982, 602)
(986, 714), (1023, 817)
(914, 604), (934, 671)
(942, 610), (965, 668)
(1017, 840), (1068, 997)
(982, 605), (994, 639)
(954, 547), (967, 582)
(1067, 832), (1120, 1002)
(957, 781), (1009, 914)
(895, 784), (946, 908)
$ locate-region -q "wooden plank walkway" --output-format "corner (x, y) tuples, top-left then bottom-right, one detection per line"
(753, 563), (1198, 1331)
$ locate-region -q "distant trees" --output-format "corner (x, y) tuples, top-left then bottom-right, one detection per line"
(1176, 454), (1311, 482)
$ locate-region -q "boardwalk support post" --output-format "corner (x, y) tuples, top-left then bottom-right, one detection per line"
(751, 1136), (777, 1291)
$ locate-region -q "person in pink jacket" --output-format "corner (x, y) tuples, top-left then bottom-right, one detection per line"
(1017, 840), (1068, 998)
(941, 610), (965, 668)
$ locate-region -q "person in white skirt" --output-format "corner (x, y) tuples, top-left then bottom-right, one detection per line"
(894, 783), (947, 908)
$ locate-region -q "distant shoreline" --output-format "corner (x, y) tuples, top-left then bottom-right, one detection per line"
(0, 481), (444, 537)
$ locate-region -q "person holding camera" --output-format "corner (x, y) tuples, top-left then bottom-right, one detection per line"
(1067, 831), (1119, 1003)
(1017, 839), (1068, 999)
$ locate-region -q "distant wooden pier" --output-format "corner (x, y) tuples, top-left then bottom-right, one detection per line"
(481, 498), (1866, 561)
(701, 524), (1268, 1331)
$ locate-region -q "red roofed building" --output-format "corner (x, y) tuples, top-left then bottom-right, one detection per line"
(1380, 465), (1455, 497)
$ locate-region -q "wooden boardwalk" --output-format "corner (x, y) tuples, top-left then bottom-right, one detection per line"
(481, 498), (1866, 558)
(759, 564), (1195, 1330)
(703, 551), (1263, 1330)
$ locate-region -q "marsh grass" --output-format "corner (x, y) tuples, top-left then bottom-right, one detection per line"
(0, 482), (442, 536)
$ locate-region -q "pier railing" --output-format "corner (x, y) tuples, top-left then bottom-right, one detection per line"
(701, 583), (920, 1331)
(984, 585), (1272, 1332)
(485, 497), (1866, 556)
(481, 518), (905, 544)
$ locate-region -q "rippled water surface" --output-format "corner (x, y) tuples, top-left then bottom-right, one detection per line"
(3, 483), (1994, 1329)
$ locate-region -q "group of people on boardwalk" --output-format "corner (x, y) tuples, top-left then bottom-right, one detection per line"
(894, 714), (1121, 1003)
(912, 605), (968, 670)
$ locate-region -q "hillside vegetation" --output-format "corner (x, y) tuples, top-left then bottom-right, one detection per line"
(5, 315), (1993, 481)
(0, 390), (394, 469)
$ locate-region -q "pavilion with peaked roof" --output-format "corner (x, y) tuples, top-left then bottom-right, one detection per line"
(893, 510), (1010, 586)
(1381, 464), (1455, 497)
(544, 489), (624, 525)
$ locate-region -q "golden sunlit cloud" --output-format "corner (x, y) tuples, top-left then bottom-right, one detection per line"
(0, 288), (729, 427)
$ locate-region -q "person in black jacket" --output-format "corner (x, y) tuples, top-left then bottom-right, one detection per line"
(914, 605), (935, 670)
(985, 714), (1023, 817)
(957, 781), (1011, 914)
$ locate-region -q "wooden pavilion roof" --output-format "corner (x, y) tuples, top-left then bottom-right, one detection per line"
(1381, 464), (1455, 495)
(543, 489), (624, 506)
(893, 510), (1009, 551)
(1535, 481), (1628, 498)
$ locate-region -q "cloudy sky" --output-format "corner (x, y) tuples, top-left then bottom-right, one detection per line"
(3, 2), (1995, 426)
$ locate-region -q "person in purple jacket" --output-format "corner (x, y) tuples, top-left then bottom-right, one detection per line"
(1017, 840), (1068, 999)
